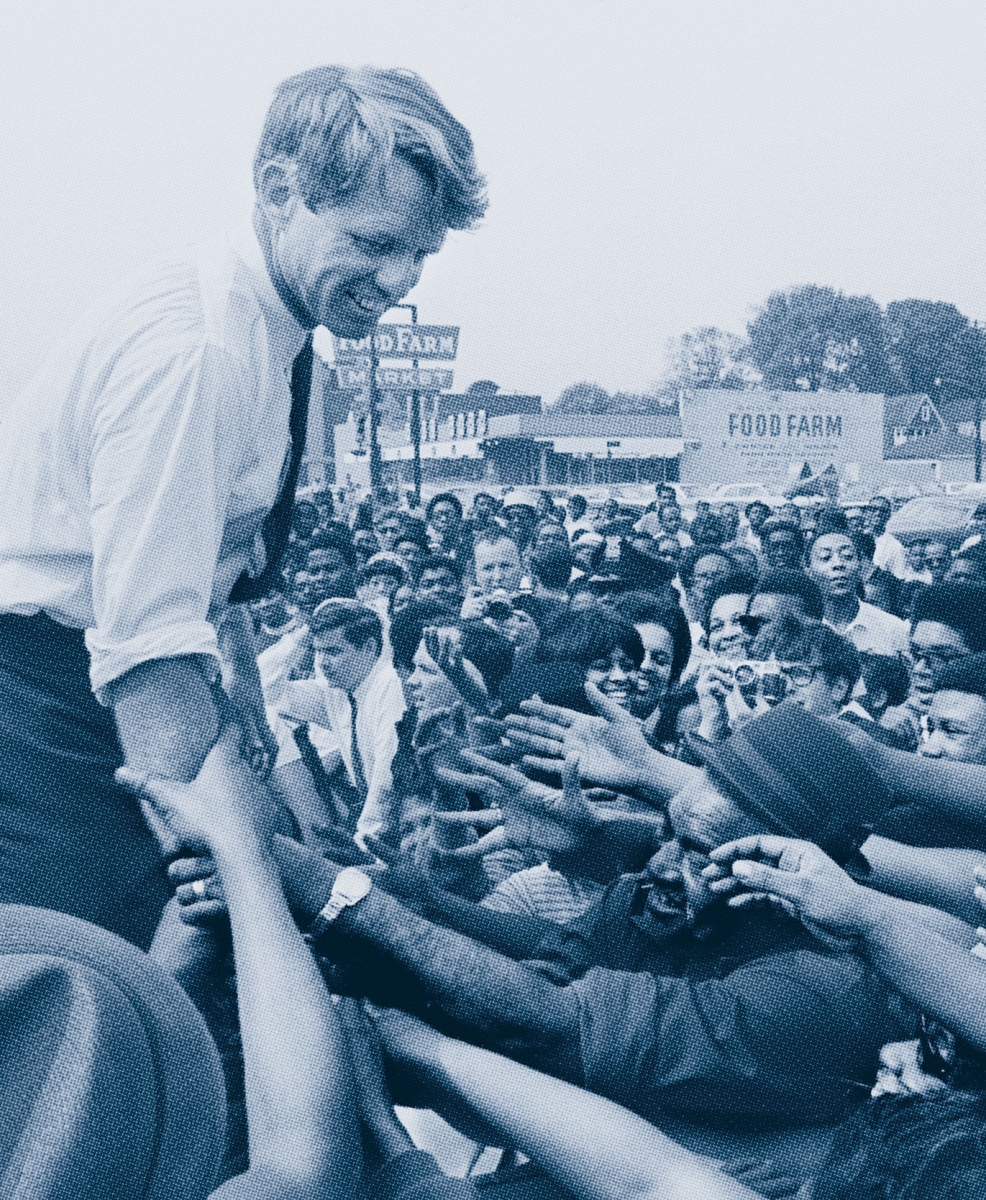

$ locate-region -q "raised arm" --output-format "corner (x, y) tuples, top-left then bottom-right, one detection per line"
(709, 836), (986, 1053)
(856, 836), (986, 927)
(373, 1009), (761, 1200)
(121, 734), (362, 1200)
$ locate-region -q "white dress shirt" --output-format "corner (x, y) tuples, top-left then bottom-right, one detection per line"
(0, 220), (306, 698)
(826, 600), (909, 656)
(872, 532), (908, 580)
(276, 653), (406, 847)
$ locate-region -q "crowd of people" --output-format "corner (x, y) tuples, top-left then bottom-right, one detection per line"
(97, 479), (986, 1198)
(7, 59), (986, 1200)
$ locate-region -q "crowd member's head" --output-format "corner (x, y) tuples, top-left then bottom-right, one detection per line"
(311, 488), (335, 525)
(470, 491), (499, 527)
(702, 572), (758, 660)
(680, 547), (736, 619)
(864, 495), (893, 536)
(921, 652), (986, 764)
(652, 703), (890, 932)
(310, 600), (383, 694)
(654, 534), (684, 574)
(291, 499), (320, 541)
(567, 493), (588, 522)
(597, 497), (620, 525)
(415, 555), (464, 612)
(303, 535), (357, 606)
(745, 500), (772, 537)
(658, 503), (685, 536)
(905, 537), (929, 577)
(534, 519), (570, 553)
(535, 490), (557, 521)
(372, 505), (403, 553)
(689, 512), (727, 548)
(807, 532), (862, 612)
(352, 528), (380, 569)
(780, 621), (862, 717)
(500, 490), (539, 549)
(856, 653), (911, 721)
(726, 544), (759, 580)
(617, 592), (692, 712)
(947, 544), (986, 584)
(864, 567), (902, 617)
(924, 541), (951, 584)
(539, 611), (644, 709)
(358, 552), (406, 608)
(811, 1091), (986, 1200)
(393, 521), (430, 582)
(571, 530), (605, 575)
(426, 492), (463, 544)
(744, 569), (825, 657)
(852, 531), (877, 575)
(657, 483), (678, 506)
(843, 505), (866, 535)
(775, 502), (800, 524)
(531, 544), (574, 599)
(759, 518), (805, 570)
(718, 503), (740, 543)
(909, 582), (986, 709)
(815, 505), (850, 537)
(474, 533), (523, 594)
(253, 65), (485, 337)
(391, 600), (461, 716)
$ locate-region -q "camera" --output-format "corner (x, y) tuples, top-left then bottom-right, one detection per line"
(483, 590), (515, 620)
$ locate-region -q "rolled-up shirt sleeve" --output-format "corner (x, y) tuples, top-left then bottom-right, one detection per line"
(85, 332), (246, 698)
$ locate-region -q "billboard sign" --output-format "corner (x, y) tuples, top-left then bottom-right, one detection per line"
(678, 389), (886, 490)
(333, 325), (459, 361)
(335, 365), (454, 391)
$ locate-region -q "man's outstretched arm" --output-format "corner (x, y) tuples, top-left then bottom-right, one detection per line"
(271, 837), (581, 1077)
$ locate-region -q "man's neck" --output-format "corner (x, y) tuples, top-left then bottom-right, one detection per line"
(251, 206), (317, 330)
(826, 593), (861, 628)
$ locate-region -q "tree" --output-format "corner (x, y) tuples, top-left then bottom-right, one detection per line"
(883, 299), (979, 401)
(746, 285), (891, 393)
(661, 325), (759, 390)
(552, 382), (613, 414)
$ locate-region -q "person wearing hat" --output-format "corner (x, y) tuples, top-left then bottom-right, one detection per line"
(499, 489), (540, 566)
(263, 699), (911, 1150)
(357, 552), (408, 611)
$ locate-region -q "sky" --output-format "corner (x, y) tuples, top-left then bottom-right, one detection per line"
(2, 0), (986, 405)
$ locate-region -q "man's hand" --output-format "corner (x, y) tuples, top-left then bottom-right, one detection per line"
(706, 835), (870, 953)
(423, 626), (491, 715)
(503, 682), (655, 792)
(434, 751), (601, 856)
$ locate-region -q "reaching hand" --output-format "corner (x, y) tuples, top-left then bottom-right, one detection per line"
(503, 682), (655, 791)
(434, 750), (601, 855)
(706, 835), (868, 953)
(424, 626), (491, 715)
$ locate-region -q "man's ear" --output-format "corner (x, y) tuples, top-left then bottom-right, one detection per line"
(255, 158), (304, 230)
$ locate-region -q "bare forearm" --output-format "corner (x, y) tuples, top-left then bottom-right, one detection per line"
(217, 838), (360, 1198)
(876, 749), (986, 826)
(111, 655), (220, 780)
(859, 837), (986, 926)
(427, 1038), (759, 1200)
(634, 745), (701, 805)
(218, 605), (265, 701)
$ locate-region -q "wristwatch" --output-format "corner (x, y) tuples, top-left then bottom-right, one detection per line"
(306, 867), (373, 944)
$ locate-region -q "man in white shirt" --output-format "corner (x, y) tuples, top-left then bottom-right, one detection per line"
(0, 65), (484, 945)
(865, 496), (908, 580)
(808, 531), (910, 656)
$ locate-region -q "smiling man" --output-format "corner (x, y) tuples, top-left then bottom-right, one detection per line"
(0, 65), (484, 945)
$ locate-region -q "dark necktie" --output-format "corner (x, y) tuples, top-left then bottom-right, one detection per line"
(348, 694), (369, 797)
(229, 335), (314, 603)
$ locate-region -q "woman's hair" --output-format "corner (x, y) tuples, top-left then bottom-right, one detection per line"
(616, 592), (692, 684)
(538, 611), (644, 670)
(459, 620), (514, 699)
(678, 546), (736, 591)
(254, 65), (487, 230)
(426, 492), (463, 520)
(813, 1091), (986, 1200)
(700, 571), (758, 634)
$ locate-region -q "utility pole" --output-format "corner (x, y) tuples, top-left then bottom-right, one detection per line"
(368, 332), (383, 493)
(390, 303), (421, 508)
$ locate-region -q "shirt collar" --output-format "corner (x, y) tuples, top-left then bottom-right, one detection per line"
(227, 218), (310, 367)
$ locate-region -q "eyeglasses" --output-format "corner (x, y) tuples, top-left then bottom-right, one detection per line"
(906, 645), (966, 671)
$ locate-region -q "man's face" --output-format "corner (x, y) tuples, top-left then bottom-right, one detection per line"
(634, 621), (675, 705)
(473, 495), (497, 522)
(763, 530), (803, 570)
(314, 628), (380, 693)
(659, 505), (682, 533)
(268, 156), (446, 336)
(644, 775), (761, 931)
(395, 540), (428, 579)
(690, 553), (732, 610)
(429, 501), (460, 537)
(568, 497), (587, 521)
(809, 533), (860, 599)
(909, 619), (972, 707)
(708, 593), (752, 659)
(787, 666), (850, 718)
(306, 548), (355, 604)
(923, 689), (986, 764)
(924, 542), (950, 583)
(865, 500), (891, 535)
(504, 506), (537, 546)
(746, 503), (770, 534)
(475, 538), (522, 594)
(905, 539), (928, 572)
(374, 513), (401, 551)
(719, 504), (740, 539)
(417, 565), (463, 609)
(535, 522), (569, 553)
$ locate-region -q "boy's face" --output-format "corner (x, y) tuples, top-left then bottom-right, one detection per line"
(314, 629), (380, 693)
